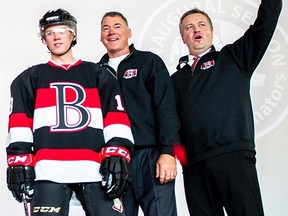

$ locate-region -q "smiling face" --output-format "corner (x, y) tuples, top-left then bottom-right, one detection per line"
(180, 13), (213, 56)
(100, 15), (132, 58)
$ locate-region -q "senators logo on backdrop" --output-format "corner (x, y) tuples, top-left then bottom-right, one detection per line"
(138, 0), (288, 139)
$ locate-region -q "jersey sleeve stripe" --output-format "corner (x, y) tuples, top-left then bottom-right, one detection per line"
(104, 112), (131, 127)
(8, 113), (33, 131)
(6, 127), (33, 147)
(103, 124), (134, 143)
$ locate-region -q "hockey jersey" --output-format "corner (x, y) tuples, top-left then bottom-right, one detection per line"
(6, 60), (134, 183)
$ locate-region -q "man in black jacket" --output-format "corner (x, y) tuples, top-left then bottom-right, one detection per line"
(171, 0), (282, 215)
(99, 11), (180, 216)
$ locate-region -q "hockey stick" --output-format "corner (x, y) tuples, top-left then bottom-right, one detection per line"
(22, 193), (30, 216)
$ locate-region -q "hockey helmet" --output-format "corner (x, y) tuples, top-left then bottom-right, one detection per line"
(39, 8), (77, 45)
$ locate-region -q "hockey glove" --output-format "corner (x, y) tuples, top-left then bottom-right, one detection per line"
(99, 147), (131, 199)
(7, 166), (35, 203)
(6, 154), (35, 203)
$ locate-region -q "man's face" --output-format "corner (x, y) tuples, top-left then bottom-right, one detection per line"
(100, 16), (131, 57)
(180, 13), (213, 56)
(43, 25), (75, 56)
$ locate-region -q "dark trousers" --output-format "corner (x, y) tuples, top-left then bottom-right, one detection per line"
(31, 181), (125, 216)
(123, 148), (177, 216)
(183, 151), (264, 216)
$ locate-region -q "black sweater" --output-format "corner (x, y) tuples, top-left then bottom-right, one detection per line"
(171, 0), (282, 166)
(100, 45), (180, 155)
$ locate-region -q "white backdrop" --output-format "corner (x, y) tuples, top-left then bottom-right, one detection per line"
(0, 0), (287, 215)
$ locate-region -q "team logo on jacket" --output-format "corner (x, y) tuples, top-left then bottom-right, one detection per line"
(123, 69), (137, 79)
(138, 0), (288, 139)
(112, 198), (123, 213)
(201, 60), (215, 70)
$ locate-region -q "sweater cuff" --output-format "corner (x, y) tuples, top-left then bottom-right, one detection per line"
(160, 145), (174, 156)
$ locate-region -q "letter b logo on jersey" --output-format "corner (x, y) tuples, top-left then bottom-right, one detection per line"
(50, 82), (91, 132)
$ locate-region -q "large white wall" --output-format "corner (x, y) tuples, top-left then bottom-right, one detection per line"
(0, 0), (287, 215)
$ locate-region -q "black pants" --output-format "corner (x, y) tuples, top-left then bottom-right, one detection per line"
(31, 181), (125, 216)
(183, 151), (264, 216)
(123, 148), (177, 216)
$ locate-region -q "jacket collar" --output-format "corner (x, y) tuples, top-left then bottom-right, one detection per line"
(176, 45), (216, 70)
(99, 44), (135, 64)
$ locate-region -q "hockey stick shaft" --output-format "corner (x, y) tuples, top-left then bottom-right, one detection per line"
(22, 193), (30, 216)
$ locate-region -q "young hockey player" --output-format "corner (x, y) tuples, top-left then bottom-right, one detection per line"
(6, 8), (134, 216)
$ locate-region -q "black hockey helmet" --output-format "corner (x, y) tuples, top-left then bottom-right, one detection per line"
(39, 8), (77, 45)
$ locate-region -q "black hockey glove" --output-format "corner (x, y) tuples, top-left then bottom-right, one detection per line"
(100, 156), (131, 199)
(7, 166), (35, 203)
(99, 146), (132, 199)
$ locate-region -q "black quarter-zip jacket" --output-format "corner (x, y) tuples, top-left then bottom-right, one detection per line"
(99, 45), (180, 155)
(171, 0), (282, 166)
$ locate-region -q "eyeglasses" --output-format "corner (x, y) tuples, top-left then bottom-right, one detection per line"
(44, 27), (75, 37)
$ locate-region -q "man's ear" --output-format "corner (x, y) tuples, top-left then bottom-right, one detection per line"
(182, 35), (186, 44)
(128, 28), (132, 39)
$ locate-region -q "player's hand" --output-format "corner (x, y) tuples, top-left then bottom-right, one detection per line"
(7, 166), (35, 203)
(156, 154), (177, 184)
(100, 156), (131, 199)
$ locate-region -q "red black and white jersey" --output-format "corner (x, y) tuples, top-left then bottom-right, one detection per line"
(6, 60), (134, 183)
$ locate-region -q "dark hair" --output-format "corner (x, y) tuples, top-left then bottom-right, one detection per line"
(179, 8), (213, 35)
(101, 11), (129, 26)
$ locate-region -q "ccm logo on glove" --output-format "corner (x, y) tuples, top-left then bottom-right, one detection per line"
(100, 146), (130, 162)
(7, 154), (35, 166)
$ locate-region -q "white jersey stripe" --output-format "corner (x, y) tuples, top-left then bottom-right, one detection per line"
(35, 160), (102, 183)
(104, 124), (134, 143)
(6, 127), (33, 147)
(33, 106), (103, 131)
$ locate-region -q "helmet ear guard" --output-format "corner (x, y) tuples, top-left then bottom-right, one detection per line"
(39, 8), (77, 46)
